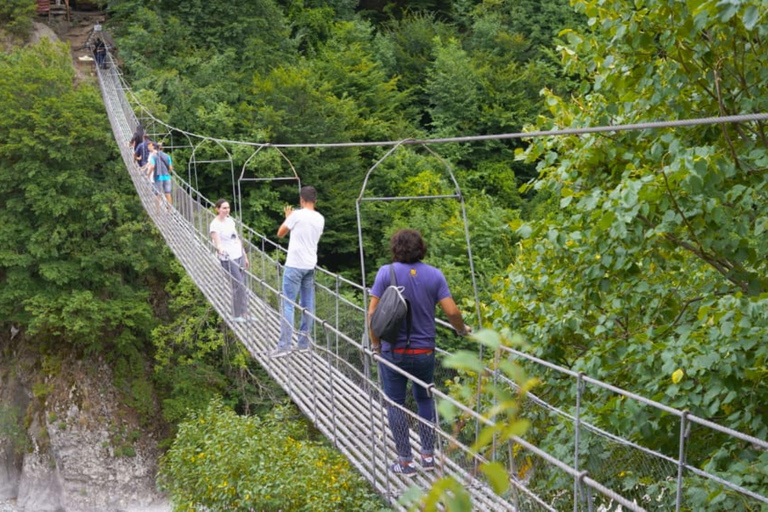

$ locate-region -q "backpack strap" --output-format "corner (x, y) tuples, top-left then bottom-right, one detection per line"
(389, 264), (412, 348)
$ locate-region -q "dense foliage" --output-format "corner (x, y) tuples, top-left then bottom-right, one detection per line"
(0, 39), (166, 353)
(106, 0), (584, 281)
(0, 0), (36, 40)
(494, 0), (768, 507)
(159, 399), (384, 511)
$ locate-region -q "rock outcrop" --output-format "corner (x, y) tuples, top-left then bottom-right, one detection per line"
(0, 340), (169, 512)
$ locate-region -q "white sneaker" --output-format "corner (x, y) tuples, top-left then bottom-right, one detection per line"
(272, 348), (291, 359)
(233, 316), (247, 323)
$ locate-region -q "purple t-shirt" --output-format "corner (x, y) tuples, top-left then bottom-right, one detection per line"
(370, 261), (451, 350)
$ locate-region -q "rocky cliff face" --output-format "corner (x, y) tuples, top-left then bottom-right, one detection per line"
(0, 338), (169, 512)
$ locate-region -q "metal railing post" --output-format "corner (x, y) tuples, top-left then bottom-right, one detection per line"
(574, 372), (585, 512)
(676, 410), (690, 511)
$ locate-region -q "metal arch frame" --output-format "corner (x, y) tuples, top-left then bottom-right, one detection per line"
(235, 145), (303, 325)
(188, 137), (236, 207)
(355, 140), (483, 348)
(236, 144), (303, 224)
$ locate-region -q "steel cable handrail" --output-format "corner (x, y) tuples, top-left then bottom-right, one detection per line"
(119, 73), (768, 149)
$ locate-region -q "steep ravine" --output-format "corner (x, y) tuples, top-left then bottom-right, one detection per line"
(0, 335), (170, 512)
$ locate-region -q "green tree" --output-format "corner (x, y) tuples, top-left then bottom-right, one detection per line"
(495, 0), (768, 507)
(0, 40), (169, 352)
(159, 398), (384, 511)
(0, 0), (36, 40)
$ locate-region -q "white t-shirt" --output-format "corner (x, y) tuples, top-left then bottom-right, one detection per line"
(284, 208), (324, 269)
(209, 216), (243, 261)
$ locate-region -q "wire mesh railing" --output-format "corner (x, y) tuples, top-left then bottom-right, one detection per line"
(94, 45), (768, 512)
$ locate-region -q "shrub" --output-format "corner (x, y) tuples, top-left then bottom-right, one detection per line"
(159, 398), (386, 512)
(0, 0), (36, 39)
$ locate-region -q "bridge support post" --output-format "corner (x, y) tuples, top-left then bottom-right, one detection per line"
(675, 410), (690, 511)
(573, 372), (585, 512)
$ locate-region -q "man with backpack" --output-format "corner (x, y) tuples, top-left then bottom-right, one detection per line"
(368, 228), (471, 477)
(146, 141), (173, 210)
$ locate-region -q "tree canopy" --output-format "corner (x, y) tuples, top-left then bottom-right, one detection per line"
(0, 39), (168, 352)
(495, 0), (768, 506)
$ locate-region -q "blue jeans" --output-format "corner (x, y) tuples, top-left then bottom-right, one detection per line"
(221, 257), (248, 318)
(278, 266), (315, 350)
(379, 351), (436, 462)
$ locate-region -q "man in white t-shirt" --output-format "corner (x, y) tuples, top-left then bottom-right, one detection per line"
(274, 186), (325, 357)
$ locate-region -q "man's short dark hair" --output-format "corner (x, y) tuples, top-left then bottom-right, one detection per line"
(143, 134), (151, 141)
(390, 229), (427, 263)
(300, 186), (317, 204)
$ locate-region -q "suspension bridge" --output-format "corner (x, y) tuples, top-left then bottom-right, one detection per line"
(93, 41), (768, 511)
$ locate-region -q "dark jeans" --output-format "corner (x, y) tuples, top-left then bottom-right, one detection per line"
(220, 257), (248, 318)
(379, 350), (436, 462)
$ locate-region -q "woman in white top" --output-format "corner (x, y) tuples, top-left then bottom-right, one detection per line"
(209, 199), (251, 322)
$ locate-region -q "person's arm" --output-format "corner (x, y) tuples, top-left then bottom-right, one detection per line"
(210, 230), (226, 257)
(367, 296), (381, 352)
(438, 297), (471, 335)
(277, 205), (293, 238)
(240, 239), (249, 268)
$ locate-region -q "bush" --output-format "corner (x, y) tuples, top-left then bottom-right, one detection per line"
(0, 0), (36, 39)
(159, 398), (386, 512)
(0, 405), (31, 455)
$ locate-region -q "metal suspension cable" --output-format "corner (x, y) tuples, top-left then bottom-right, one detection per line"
(118, 76), (768, 148)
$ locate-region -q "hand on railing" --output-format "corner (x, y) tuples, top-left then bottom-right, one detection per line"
(455, 325), (472, 336)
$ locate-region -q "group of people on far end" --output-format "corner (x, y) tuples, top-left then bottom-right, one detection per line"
(129, 125), (174, 211)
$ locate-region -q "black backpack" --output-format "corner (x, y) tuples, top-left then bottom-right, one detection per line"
(370, 264), (411, 347)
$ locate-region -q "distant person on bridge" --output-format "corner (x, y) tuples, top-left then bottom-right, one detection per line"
(93, 37), (107, 69)
(210, 199), (252, 323)
(274, 186), (325, 358)
(368, 229), (471, 477)
(134, 134), (151, 171)
(129, 124), (144, 151)
(146, 141), (173, 210)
